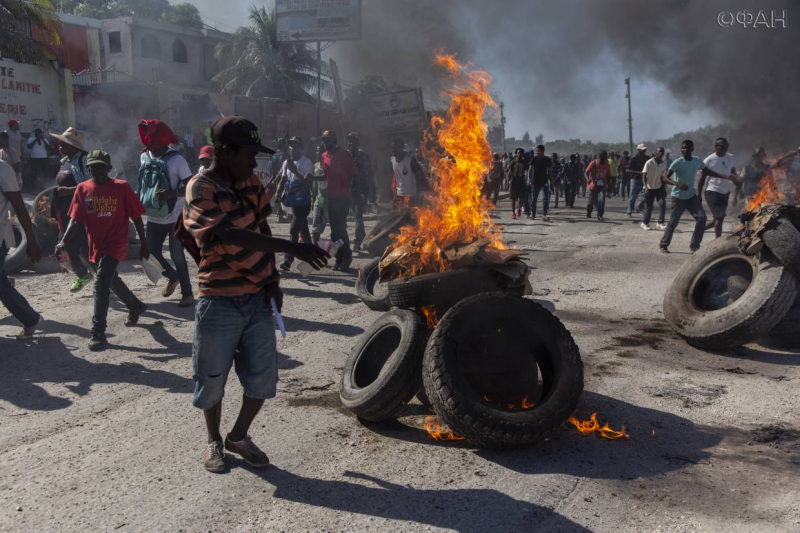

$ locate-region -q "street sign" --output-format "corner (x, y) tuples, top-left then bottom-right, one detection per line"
(370, 89), (426, 135)
(276, 0), (362, 42)
(329, 58), (345, 114)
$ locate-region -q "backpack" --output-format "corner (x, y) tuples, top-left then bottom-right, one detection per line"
(137, 152), (178, 218)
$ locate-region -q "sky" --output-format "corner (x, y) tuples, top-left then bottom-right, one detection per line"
(184, 0), (795, 147)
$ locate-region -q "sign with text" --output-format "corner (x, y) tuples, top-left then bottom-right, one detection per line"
(370, 89), (425, 134)
(0, 61), (64, 132)
(276, 0), (362, 42)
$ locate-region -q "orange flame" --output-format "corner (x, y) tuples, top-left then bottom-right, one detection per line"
(567, 412), (629, 440)
(420, 305), (439, 328)
(388, 51), (506, 278)
(424, 415), (465, 441)
(482, 394), (536, 410)
(747, 166), (786, 210)
(37, 195), (50, 215)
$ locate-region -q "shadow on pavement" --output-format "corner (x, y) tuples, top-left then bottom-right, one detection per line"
(282, 286), (361, 305)
(0, 335), (191, 411)
(282, 315), (364, 337)
(246, 466), (590, 533)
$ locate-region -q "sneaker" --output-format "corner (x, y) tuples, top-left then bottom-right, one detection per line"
(657, 223), (668, 230)
(88, 334), (108, 351)
(16, 315), (43, 341)
(542, 215), (549, 222)
(640, 223), (652, 231)
(331, 262), (341, 271)
(690, 246), (700, 254)
(70, 276), (92, 293)
(125, 303), (147, 327)
(338, 258), (352, 272)
(224, 434), (270, 468)
(162, 278), (179, 298)
(178, 295), (195, 308)
(353, 243), (362, 252)
(511, 213), (517, 220)
(660, 247), (670, 254)
(516, 208), (522, 217)
(627, 212), (632, 218)
(597, 216), (604, 222)
(203, 440), (227, 473)
(279, 262), (291, 272)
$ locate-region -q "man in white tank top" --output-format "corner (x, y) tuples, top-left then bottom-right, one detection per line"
(391, 137), (421, 210)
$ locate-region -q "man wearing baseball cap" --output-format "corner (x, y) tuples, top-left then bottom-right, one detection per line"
(320, 130), (358, 270)
(197, 145), (214, 172)
(625, 143), (650, 217)
(181, 116), (328, 472)
(59, 150), (150, 351)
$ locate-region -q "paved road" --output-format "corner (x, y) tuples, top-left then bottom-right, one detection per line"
(1, 194), (798, 532)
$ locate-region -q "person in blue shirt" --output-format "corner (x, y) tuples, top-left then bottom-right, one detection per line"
(659, 140), (738, 254)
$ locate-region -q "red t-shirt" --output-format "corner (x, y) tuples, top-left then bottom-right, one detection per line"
(321, 147), (357, 200)
(585, 161), (611, 191)
(68, 178), (146, 263)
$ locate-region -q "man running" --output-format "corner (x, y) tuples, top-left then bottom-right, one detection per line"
(699, 138), (737, 238)
(59, 150), (150, 350)
(641, 147), (669, 231)
(659, 140), (738, 253)
(182, 116), (327, 472)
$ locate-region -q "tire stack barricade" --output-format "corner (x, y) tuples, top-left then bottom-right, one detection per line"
(664, 205), (800, 350)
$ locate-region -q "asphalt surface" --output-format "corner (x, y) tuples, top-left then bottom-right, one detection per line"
(1, 193), (798, 532)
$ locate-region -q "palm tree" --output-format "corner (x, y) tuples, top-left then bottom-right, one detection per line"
(213, 5), (330, 104)
(0, 0), (61, 64)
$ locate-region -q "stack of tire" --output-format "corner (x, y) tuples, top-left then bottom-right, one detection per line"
(345, 266), (584, 449)
(664, 214), (800, 350)
(360, 210), (413, 257)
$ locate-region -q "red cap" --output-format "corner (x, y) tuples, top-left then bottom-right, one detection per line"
(198, 145), (214, 159)
(7, 119), (20, 126)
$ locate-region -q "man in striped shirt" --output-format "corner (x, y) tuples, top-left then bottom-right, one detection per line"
(183, 116), (328, 473)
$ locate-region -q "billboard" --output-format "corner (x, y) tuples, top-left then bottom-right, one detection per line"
(329, 58), (345, 114)
(276, 0), (362, 42)
(370, 89), (426, 135)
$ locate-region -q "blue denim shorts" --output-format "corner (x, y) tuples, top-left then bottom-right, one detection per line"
(192, 290), (278, 409)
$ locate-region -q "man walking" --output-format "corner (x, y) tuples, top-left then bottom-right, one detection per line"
(549, 152), (564, 209)
(585, 151), (610, 221)
(508, 148), (527, 219)
(0, 159), (43, 340)
(181, 116), (328, 472)
(60, 150), (150, 350)
(561, 154), (581, 208)
(6, 119), (23, 156)
(138, 120), (195, 307)
(641, 147), (669, 231)
(51, 127), (94, 292)
(528, 145), (552, 221)
(607, 152), (618, 197)
(26, 128), (52, 190)
(659, 140), (738, 253)
(699, 138), (737, 238)
(626, 144), (649, 217)
(346, 132), (375, 252)
(321, 131), (358, 271)
(617, 151), (629, 198)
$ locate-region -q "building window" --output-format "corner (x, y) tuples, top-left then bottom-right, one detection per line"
(141, 34), (161, 59)
(172, 39), (188, 63)
(108, 31), (122, 54)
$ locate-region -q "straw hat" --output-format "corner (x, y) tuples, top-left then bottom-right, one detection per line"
(50, 127), (87, 152)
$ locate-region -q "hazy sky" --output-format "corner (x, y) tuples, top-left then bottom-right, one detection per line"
(186, 0), (794, 146)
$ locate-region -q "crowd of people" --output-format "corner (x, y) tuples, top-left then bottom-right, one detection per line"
(1, 111), (798, 471)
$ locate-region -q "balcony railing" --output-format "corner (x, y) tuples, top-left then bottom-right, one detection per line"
(72, 67), (151, 87)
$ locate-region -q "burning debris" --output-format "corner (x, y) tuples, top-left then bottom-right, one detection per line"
(567, 413), (630, 441)
(424, 416), (465, 442)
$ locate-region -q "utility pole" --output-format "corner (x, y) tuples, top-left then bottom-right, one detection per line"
(499, 101), (507, 154)
(316, 41), (322, 135)
(624, 78), (633, 155)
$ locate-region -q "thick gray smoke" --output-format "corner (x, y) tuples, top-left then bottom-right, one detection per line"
(331, 0), (797, 152)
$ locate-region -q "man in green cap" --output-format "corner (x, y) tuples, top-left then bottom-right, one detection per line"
(58, 150), (150, 351)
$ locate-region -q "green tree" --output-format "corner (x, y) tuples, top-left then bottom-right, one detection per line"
(213, 5), (329, 104)
(0, 0), (61, 63)
(161, 2), (204, 29)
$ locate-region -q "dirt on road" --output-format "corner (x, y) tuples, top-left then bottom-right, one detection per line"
(1, 195), (798, 533)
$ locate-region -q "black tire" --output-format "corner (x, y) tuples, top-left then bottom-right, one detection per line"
(422, 293), (584, 449)
(760, 296), (800, 350)
(664, 235), (799, 350)
(761, 218), (800, 280)
(388, 266), (519, 315)
(340, 310), (429, 421)
(356, 257), (391, 311)
(416, 386), (432, 408)
(362, 212), (412, 257)
(4, 219), (33, 274)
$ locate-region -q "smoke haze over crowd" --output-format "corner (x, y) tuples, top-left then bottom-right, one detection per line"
(187, 0), (797, 149)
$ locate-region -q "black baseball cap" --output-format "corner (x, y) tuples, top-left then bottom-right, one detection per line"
(211, 116), (275, 154)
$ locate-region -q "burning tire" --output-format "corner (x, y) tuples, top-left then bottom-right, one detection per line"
(728, 275), (800, 350)
(388, 266), (523, 316)
(664, 235), (799, 350)
(761, 217), (800, 280)
(362, 211), (412, 257)
(356, 257), (391, 311)
(340, 309), (429, 422)
(4, 219), (33, 275)
(422, 293), (584, 449)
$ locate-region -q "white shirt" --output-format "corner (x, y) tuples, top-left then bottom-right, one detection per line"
(183, 133), (195, 148)
(141, 150), (193, 225)
(0, 160), (20, 247)
(280, 156), (313, 183)
(391, 155), (417, 197)
(27, 136), (50, 158)
(7, 130), (23, 155)
(703, 152), (735, 194)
